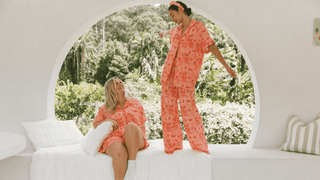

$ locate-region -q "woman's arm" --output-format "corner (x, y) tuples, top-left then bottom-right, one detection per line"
(93, 119), (119, 130)
(158, 29), (172, 37)
(208, 44), (237, 78)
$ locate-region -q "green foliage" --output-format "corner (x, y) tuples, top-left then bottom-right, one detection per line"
(154, 4), (172, 24)
(199, 100), (254, 144)
(55, 70), (254, 143)
(54, 81), (104, 134)
(59, 4), (254, 107)
(94, 40), (130, 85)
(133, 11), (168, 32)
(56, 4), (256, 141)
(196, 23), (255, 106)
(124, 70), (163, 139)
(123, 71), (254, 143)
(58, 28), (101, 85)
(130, 30), (169, 81)
(104, 13), (134, 43)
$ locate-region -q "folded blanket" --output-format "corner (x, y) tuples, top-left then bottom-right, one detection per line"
(30, 139), (212, 180)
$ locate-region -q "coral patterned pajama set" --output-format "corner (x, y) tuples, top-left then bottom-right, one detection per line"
(160, 19), (215, 154)
(93, 98), (149, 153)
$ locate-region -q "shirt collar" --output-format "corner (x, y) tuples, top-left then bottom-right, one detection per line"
(177, 19), (197, 31)
(117, 97), (133, 109)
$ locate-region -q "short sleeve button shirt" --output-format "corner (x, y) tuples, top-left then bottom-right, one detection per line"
(160, 19), (215, 88)
(94, 98), (147, 135)
(93, 97), (149, 152)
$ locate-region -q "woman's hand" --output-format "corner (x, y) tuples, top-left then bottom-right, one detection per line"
(108, 119), (119, 130)
(158, 32), (165, 37)
(94, 119), (119, 130)
(158, 29), (171, 37)
(226, 67), (237, 78)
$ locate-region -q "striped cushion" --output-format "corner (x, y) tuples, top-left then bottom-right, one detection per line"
(281, 114), (320, 154)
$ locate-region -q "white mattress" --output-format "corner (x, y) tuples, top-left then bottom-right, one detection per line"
(30, 139), (212, 180)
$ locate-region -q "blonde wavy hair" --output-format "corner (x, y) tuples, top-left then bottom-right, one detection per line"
(104, 77), (131, 114)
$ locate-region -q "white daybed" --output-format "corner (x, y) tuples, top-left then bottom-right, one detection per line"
(30, 140), (212, 180)
(20, 119), (212, 180)
(6, 115), (320, 180)
(28, 141), (320, 180)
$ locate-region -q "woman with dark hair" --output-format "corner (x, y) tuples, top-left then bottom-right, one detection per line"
(93, 77), (149, 180)
(158, 1), (236, 154)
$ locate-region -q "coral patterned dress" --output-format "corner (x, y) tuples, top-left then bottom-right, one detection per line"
(93, 97), (149, 153)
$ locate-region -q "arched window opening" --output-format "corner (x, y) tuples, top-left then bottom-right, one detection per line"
(54, 4), (255, 145)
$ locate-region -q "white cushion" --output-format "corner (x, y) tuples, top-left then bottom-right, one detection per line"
(22, 119), (83, 150)
(82, 121), (113, 156)
(281, 113), (320, 154)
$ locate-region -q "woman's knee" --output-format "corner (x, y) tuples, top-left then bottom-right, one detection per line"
(124, 123), (139, 135)
(105, 142), (128, 159)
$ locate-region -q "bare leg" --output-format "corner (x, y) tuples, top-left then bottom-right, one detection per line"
(105, 142), (128, 180)
(124, 123), (145, 160)
(122, 123), (145, 180)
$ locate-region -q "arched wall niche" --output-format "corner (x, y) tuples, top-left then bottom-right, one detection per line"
(1, 0), (319, 151)
(47, 0), (260, 147)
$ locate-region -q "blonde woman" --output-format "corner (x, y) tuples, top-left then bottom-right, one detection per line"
(93, 77), (149, 180)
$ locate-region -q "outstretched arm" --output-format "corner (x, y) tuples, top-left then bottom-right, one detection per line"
(208, 44), (236, 78)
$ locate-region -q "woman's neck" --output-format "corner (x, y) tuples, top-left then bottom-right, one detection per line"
(181, 16), (191, 28)
(117, 94), (127, 107)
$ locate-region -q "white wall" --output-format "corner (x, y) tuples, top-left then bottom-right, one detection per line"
(0, 0), (319, 151)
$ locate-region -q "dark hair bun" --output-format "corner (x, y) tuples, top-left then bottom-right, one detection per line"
(185, 7), (192, 16)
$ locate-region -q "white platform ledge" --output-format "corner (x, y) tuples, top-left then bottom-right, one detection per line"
(2, 140), (320, 180)
(208, 145), (320, 180)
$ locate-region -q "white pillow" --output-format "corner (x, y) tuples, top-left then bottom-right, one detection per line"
(82, 121), (113, 156)
(22, 119), (83, 150)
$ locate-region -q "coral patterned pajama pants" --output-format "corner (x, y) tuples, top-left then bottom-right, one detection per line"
(161, 61), (209, 154)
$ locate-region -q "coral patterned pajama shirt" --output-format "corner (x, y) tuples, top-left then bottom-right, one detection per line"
(93, 97), (149, 153)
(160, 19), (215, 154)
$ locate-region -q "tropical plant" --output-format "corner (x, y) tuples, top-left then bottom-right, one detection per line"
(129, 30), (169, 77)
(58, 28), (102, 85)
(94, 40), (130, 85)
